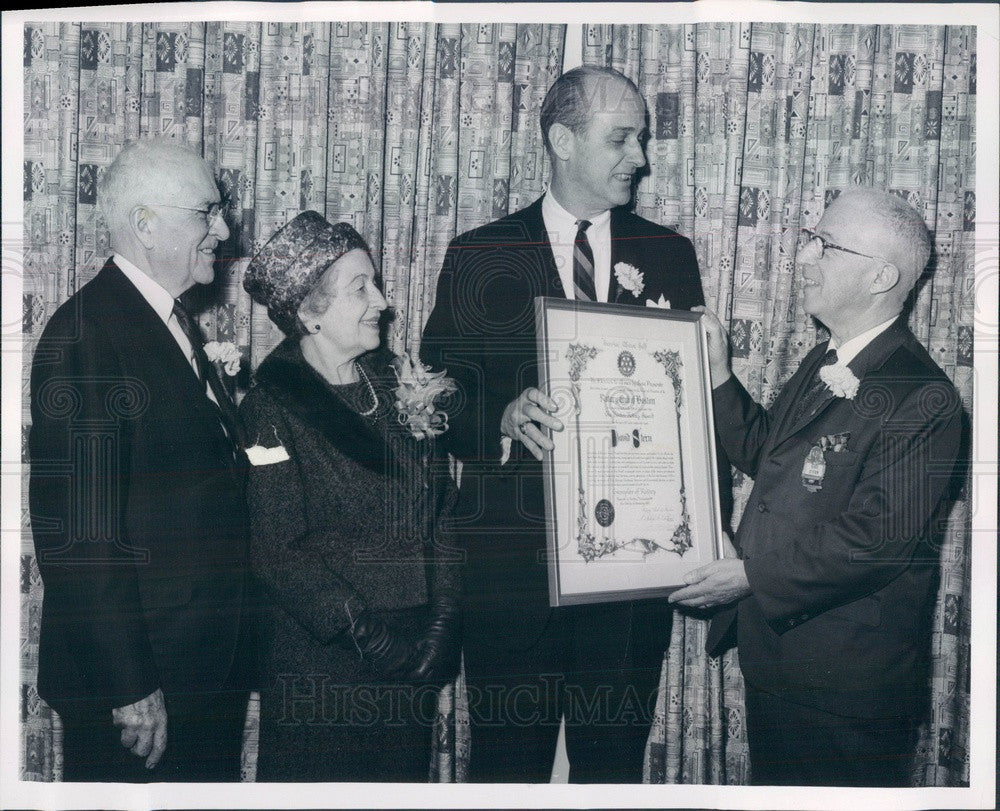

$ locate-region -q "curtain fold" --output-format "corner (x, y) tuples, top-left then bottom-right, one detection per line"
(584, 22), (975, 787)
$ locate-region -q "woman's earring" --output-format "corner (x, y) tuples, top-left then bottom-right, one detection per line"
(312, 324), (321, 333)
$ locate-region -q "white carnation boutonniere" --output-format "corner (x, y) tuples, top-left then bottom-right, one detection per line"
(818, 362), (860, 399)
(391, 352), (458, 440)
(645, 294), (671, 309)
(203, 341), (241, 377)
(614, 261), (645, 298)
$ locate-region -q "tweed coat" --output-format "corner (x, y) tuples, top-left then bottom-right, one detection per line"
(238, 340), (460, 674)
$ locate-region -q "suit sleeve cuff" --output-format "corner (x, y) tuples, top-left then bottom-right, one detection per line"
(743, 553), (812, 634)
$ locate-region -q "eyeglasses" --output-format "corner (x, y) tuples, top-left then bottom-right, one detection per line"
(798, 228), (883, 262)
(150, 197), (230, 227)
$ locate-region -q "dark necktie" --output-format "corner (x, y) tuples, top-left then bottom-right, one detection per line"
(172, 300), (245, 449)
(791, 347), (839, 425)
(572, 219), (598, 302)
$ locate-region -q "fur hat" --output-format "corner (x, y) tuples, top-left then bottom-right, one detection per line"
(243, 211), (368, 335)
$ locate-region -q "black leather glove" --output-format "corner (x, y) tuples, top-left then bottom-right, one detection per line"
(407, 598), (462, 684)
(349, 613), (418, 679)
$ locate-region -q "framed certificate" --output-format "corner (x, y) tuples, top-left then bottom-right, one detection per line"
(535, 297), (726, 607)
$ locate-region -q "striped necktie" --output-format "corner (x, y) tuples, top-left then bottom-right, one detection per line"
(572, 219), (598, 302)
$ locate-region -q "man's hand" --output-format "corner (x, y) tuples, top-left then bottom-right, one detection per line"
(692, 306), (732, 389)
(500, 387), (564, 461)
(112, 688), (167, 769)
(669, 537), (750, 610)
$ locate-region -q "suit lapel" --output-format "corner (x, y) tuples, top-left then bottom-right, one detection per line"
(843, 317), (909, 381)
(102, 261), (205, 389)
(776, 319), (910, 443)
(609, 208), (630, 304)
(772, 342), (834, 443)
(609, 208), (654, 305)
(518, 197), (563, 298)
(102, 261), (242, 458)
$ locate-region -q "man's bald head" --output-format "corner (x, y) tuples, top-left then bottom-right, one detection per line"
(800, 188), (934, 343)
(829, 188), (932, 303)
(97, 139), (227, 296)
(98, 139), (217, 239)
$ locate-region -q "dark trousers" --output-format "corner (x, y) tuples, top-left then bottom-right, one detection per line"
(744, 684), (918, 787)
(464, 600), (668, 783)
(60, 689), (249, 782)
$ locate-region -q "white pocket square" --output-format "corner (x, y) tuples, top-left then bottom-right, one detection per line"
(245, 444), (290, 466)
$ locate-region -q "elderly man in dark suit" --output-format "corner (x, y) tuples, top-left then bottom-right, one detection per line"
(421, 65), (724, 783)
(671, 188), (963, 786)
(28, 140), (256, 781)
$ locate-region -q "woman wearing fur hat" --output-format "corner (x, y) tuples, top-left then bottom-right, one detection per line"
(240, 212), (460, 781)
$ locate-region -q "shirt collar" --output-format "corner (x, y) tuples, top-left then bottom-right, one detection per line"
(829, 316), (898, 366)
(542, 191), (612, 236)
(113, 253), (176, 325)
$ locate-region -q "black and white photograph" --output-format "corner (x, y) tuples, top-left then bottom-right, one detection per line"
(1, 2), (996, 809)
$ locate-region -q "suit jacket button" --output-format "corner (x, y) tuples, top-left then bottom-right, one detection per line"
(756, 502), (768, 513)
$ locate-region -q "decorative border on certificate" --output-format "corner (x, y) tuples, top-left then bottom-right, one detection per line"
(536, 298), (725, 607)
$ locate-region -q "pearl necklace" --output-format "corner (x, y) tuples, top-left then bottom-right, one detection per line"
(355, 362), (378, 417)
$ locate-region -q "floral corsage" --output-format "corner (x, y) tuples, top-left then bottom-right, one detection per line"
(391, 352), (457, 440)
(204, 341), (242, 376)
(614, 261), (644, 297)
(818, 363), (860, 399)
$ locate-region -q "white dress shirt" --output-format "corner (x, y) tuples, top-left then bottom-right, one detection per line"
(829, 317), (897, 365)
(542, 192), (613, 302)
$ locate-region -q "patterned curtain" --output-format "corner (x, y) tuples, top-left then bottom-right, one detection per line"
(583, 23), (975, 787)
(20, 20), (564, 782)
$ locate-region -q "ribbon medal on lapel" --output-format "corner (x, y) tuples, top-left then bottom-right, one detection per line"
(801, 432), (851, 492)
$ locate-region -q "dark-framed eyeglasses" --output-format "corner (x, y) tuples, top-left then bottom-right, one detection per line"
(151, 196), (230, 227)
(798, 228), (884, 262)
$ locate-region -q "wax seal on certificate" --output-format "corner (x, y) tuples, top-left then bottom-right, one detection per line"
(617, 351), (636, 377)
(801, 444), (826, 492)
(595, 499), (615, 527)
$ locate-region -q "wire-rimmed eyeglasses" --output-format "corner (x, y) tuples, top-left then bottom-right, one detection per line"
(150, 196), (230, 227)
(798, 228), (884, 262)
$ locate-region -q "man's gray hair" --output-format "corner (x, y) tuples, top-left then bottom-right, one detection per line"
(839, 188), (932, 294)
(98, 139), (209, 234)
(539, 65), (642, 153)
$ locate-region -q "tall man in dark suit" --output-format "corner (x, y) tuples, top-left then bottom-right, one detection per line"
(29, 140), (255, 781)
(671, 188), (963, 786)
(421, 66), (721, 782)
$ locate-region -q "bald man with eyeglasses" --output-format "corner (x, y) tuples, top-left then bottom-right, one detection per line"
(29, 139), (258, 781)
(671, 188), (964, 787)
